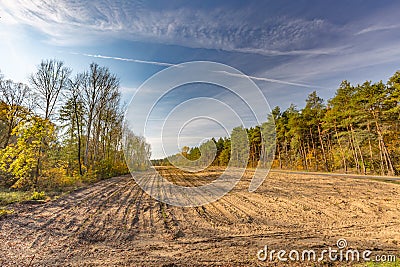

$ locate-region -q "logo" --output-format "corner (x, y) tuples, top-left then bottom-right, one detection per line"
(123, 61), (276, 207)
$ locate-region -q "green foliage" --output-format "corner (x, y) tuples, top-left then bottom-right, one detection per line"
(218, 139), (231, 166)
(230, 126), (249, 167)
(31, 191), (46, 200)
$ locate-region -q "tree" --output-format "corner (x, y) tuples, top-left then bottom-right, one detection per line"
(386, 72), (400, 173)
(0, 79), (31, 148)
(230, 126), (249, 167)
(81, 63), (120, 167)
(302, 91), (329, 171)
(59, 74), (86, 176)
(0, 116), (55, 189)
(188, 147), (201, 161)
(247, 126), (261, 168)
(30, 59), (71, 120)
(0, 60), (151, 190)
(214, 137), (225, 165)
(181, 146), (190, 158)
(326, 81), (367, 174)
(261, 114), (276, 169)
(218, 138), (231, 166)
(386, 71), (400, 121)
(123, 127), (151, 171)
(355, 81), (395, 175)
(59, 65), (130, 177)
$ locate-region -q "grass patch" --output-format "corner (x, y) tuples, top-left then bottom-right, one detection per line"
(0, 189), (31, 206)
(357, 258), (400, 267)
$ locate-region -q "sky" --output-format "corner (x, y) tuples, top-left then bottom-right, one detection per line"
(1, 0), (400, 158)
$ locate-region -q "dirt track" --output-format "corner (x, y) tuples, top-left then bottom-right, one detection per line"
(1, 167), (399, 266)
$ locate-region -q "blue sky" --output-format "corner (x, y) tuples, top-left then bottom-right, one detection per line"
(1, 0), (400, 158)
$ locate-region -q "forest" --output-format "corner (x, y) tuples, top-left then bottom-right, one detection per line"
(154, 71), (400, 176)
(1, 60), (400, 196)
(0, 59), (150, 193)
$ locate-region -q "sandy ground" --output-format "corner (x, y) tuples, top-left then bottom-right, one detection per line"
(0, 167), (399, 266)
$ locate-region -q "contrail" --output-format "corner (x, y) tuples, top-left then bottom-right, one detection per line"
(217, 71), (325, 89)
(70, 52), (176, 67)
(70, 52), (322, 88)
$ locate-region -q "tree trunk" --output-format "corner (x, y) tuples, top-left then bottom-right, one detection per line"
(350, 124), (366, 175)
(334, 124), (347, 173)
(317, 124), (329, 172)
(347, 126), (360, 173)
(374, 118), (395, 176)
(74, 105), (83, 176)
(309, 128), (318, 171)
(366, 121), (375, 174)
(277, 143), (282, 169)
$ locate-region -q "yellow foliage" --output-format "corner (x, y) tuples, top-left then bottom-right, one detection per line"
(40, 167), (83, 189)
(0, 208), (14, 218)
(31, 191), (46, 200)
(0, 116), (56, 189)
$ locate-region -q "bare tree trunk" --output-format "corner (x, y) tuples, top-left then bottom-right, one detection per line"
(350, 124), (366, 174)
(277, 143), (282, 169)
(318, 124), (329, 172)
(333, 123), (347, 173)
(309, 128), (318, 171)
(74, 107), (83, 176)
(300, 140), (308, 171)
(347, 126), (360, 173)
(85, 114), (93, 167)
(366, 121), (375, 174)
(373, 112), (395, 176)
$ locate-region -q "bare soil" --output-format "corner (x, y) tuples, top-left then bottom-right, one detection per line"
(1, 167), (399, 266)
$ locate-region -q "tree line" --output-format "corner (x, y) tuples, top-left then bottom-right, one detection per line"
(154, 71), (400, 176)
(2, 60), (399, 192)
(0, 59), (151, 190)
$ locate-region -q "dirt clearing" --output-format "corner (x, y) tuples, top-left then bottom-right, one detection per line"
(1, 167), (399, 266)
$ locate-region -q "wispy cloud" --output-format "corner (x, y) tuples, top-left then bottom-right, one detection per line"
(120, 86), (137, 94)
(71, 52), (176, 67)
(1, 0), (339, 56)
(355, 24), (400, 35)
(3, 0), (400, 113)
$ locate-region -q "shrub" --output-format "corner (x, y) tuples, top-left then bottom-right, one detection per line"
(31, 191), (46, 200)
(40, 167), (81, 189)
(0, 208), (14, 219)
